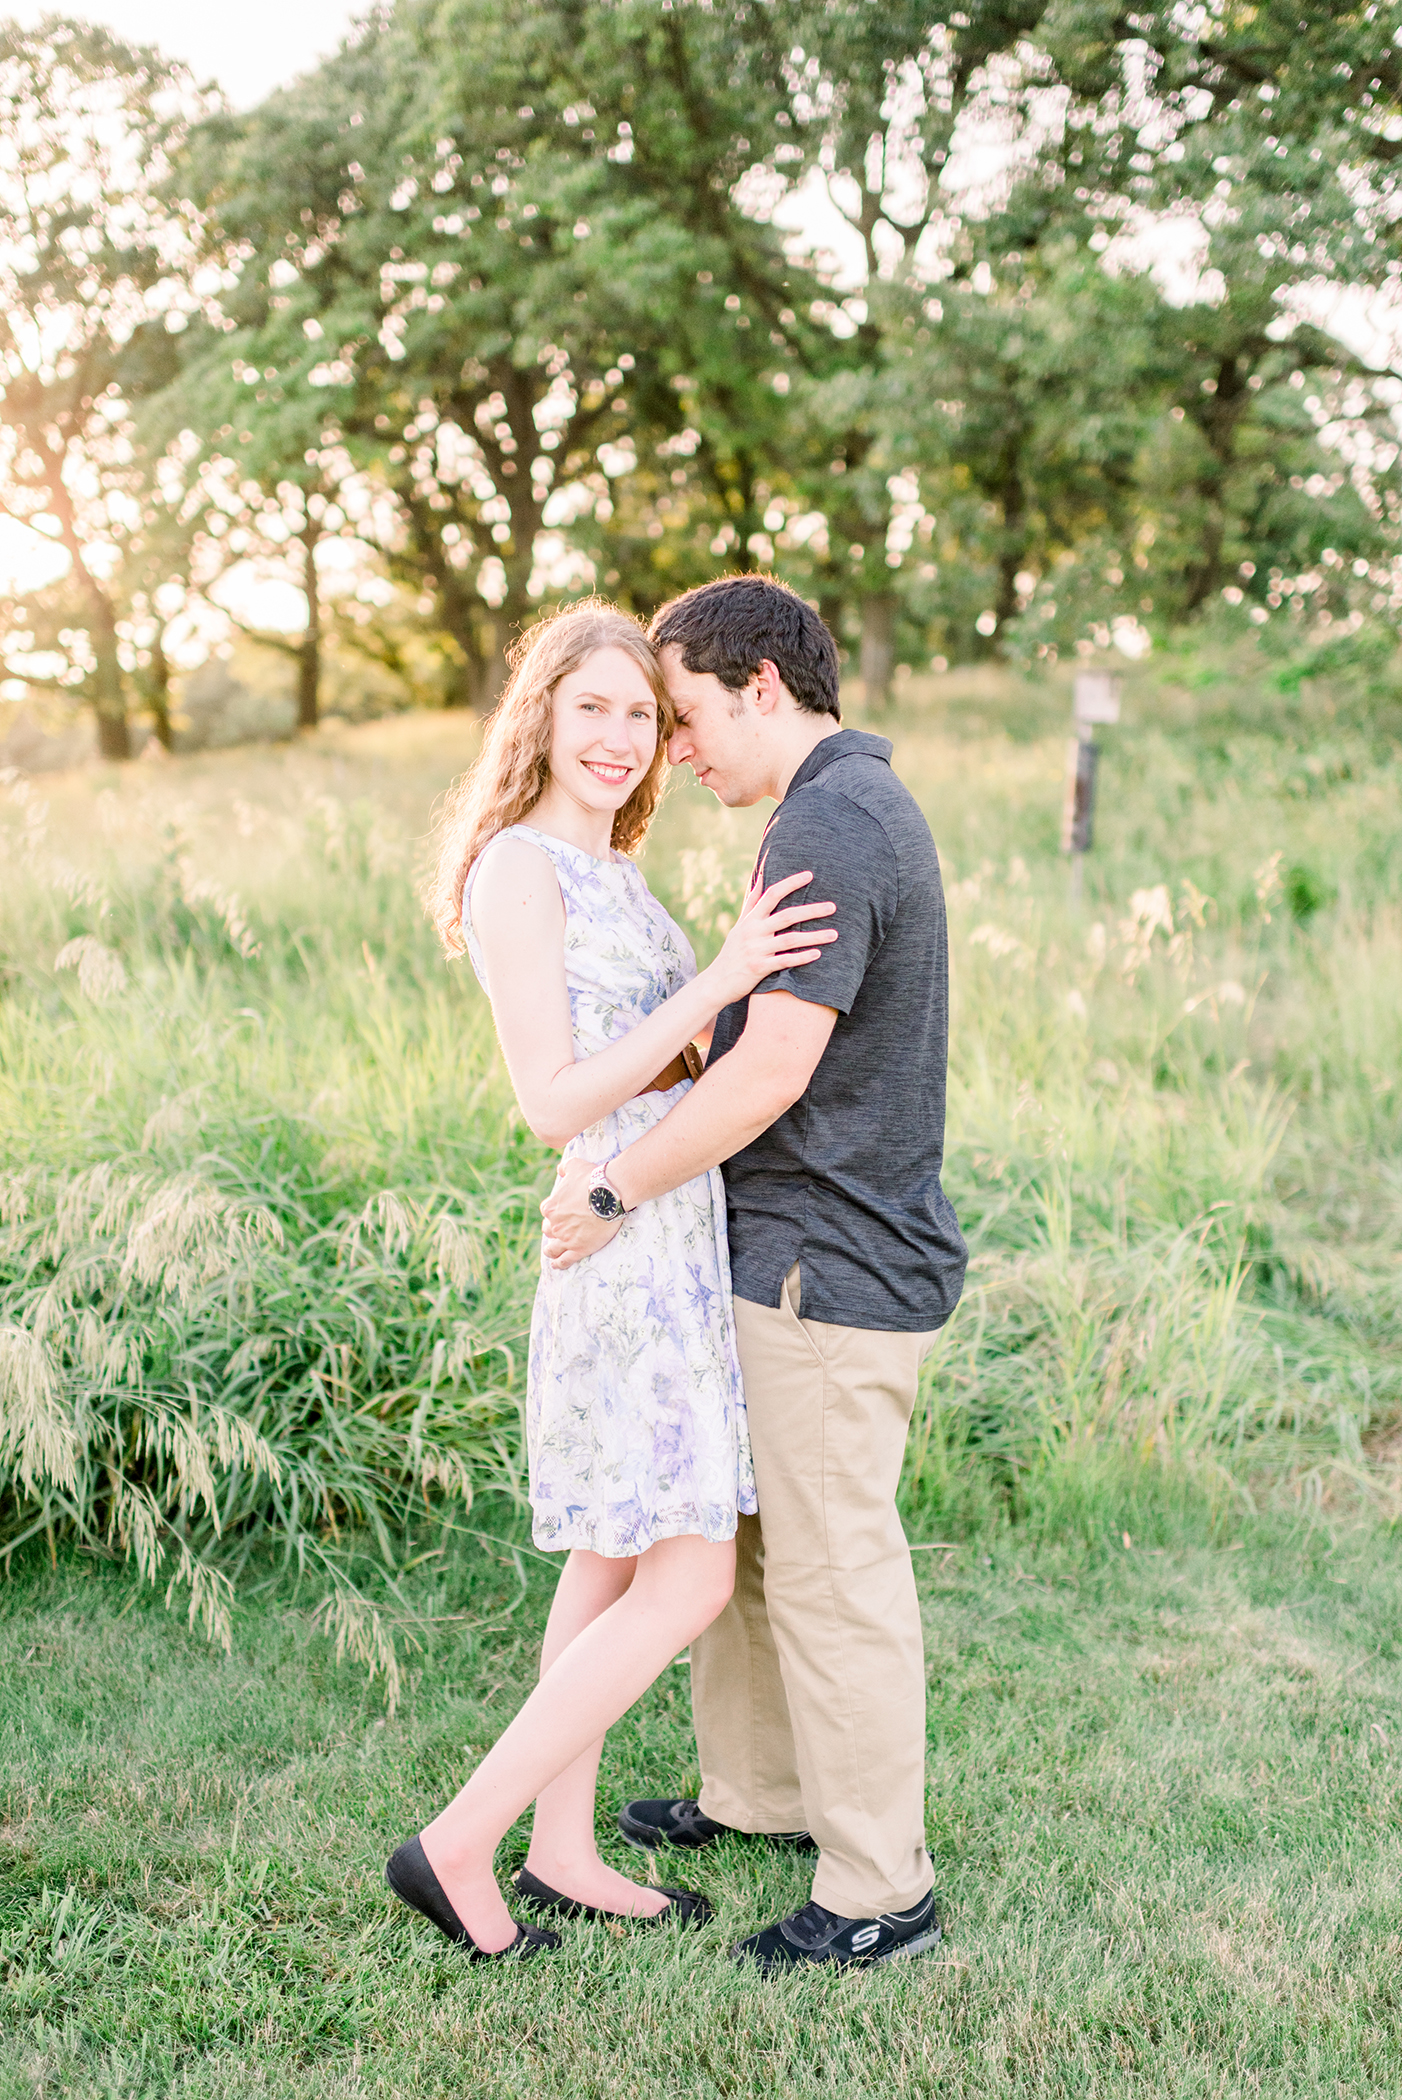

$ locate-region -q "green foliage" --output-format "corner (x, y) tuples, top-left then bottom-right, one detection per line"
(0, 1158), (536, 1698)
(0, 22), (211, 756)
(9, 1), (1402, 738)
(0, 730), (546, 1698)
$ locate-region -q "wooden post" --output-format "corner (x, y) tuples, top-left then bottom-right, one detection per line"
(1062, 672), (1120, 899)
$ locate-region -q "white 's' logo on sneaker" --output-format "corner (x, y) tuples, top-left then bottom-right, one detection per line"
(849, 1924), (882, 1953)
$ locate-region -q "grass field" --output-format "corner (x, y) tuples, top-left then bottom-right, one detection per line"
(3, 639), (1399, 1613)
(2, 635), (1401, 2092)
(3, 1522), (1400, 2098)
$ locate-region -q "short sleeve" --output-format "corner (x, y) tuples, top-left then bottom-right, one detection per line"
(747, 788), (899, 1015)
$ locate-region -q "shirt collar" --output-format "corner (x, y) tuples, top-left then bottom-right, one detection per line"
(782, 727), (893, 801)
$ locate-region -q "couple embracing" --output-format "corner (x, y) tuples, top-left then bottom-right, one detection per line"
(387, 576), (966, 1974)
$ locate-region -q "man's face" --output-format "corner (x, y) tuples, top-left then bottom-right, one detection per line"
(660, 645), (770, 807)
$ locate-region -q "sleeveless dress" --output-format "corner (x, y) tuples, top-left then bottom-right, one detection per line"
(463, 824), (756, 1558)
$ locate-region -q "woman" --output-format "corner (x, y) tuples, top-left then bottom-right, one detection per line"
(387, 602), (835, 1962)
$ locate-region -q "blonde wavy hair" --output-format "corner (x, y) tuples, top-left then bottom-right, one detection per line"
(426, 600), (675, 959)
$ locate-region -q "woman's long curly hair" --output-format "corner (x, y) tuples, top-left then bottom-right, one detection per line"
(426, 600), (675, 959)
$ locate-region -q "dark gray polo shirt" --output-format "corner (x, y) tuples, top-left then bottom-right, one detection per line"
(706, 729), (966, 1334)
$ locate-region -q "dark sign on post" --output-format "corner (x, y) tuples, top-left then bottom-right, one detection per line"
(1062, 672), (1120, 894)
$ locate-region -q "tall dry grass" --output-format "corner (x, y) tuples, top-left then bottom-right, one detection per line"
(2, 649), (1399, 1691)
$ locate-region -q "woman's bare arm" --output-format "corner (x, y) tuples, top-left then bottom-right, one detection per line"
(470, 837), (835, 1150)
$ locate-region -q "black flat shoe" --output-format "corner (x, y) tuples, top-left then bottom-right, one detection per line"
(386, 1836), (560, 1961)
(514, 1864), (714, 1929)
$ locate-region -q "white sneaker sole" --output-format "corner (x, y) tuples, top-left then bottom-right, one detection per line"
(732, 1922), (943, 1971)
(874, 1923), (943, 1962)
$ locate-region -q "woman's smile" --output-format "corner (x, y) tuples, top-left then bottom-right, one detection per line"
(580, 758), (633, 786)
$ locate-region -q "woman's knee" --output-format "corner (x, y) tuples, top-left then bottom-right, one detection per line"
(632, 1534), (732, 1630)
(696, 1565), (735, 1632)
(677, 1538), (736, 1632)
(562, 1547), (636, 1608)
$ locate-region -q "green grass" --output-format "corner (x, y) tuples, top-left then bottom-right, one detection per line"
(2, 642), (1401, 1656)
(3, 1523), (1401, 2098)
(3, 634), (1402, 2091)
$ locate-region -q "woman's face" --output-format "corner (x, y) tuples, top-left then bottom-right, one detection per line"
(547, 646), (661, 817)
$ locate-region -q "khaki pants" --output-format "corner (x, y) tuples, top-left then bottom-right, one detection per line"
(690, 1265), (935, 1917)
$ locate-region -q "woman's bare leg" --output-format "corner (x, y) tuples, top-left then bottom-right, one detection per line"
(419, 1533), (734, 1951)
(523, 1549), (669, 1918)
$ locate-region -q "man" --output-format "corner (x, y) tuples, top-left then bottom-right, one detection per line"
(542, 575), (966, 1972)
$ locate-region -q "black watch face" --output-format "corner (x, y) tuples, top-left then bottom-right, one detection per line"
(588, 1185), (623, 1221)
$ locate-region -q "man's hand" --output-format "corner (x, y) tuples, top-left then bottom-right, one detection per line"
(540, 1156), (623, 1269)
(541, 992), (837, 1267)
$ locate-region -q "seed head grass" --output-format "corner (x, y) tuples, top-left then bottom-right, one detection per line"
(1, 645), (1399, 1689)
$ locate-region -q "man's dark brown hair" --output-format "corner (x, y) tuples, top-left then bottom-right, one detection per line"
(650, 575), (842, 719)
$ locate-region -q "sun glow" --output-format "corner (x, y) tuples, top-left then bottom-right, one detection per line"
(0, 517), (70, 596)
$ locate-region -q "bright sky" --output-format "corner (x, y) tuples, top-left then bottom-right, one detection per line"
(5, 0), (363, 108)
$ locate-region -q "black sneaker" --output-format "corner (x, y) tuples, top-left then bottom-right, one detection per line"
(618, 1798), (816, 1854)
(731, 1890), (942, 1973)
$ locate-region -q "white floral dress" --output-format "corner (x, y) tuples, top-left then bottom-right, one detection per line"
(463, 824), (755, 1558)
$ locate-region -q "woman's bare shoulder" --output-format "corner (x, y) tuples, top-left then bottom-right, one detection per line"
(469, 833), (564, 928)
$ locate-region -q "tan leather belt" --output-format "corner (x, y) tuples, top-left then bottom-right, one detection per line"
(643, 1041), (705, 1093)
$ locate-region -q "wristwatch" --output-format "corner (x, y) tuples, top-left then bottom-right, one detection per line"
(587, 1162), (630, 1221)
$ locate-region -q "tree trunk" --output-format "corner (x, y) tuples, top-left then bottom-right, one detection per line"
(860, 593), (897, 712)
(297, 516), (322, 730)
(486, 561), (538, 706)
(817, 588), (847, 656)
(995, 545), (1023, 635)
(990, 431), (1027, 653)
(471, 586), (532, 712)
(1183, 362), (1245, 614)
(430, 566), (490, 710)
(1182, 495), (1225, 614)
(88, 586), (130, 761)
(145, 629), (173, 751)
(46, 460), (129, 758)
(94, 699), (130, 762)
(468, 371), (550, 703)
(401, 497), (503, 714)
(477, 617), (512, 711)
(1181, 446), (1231, 613)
